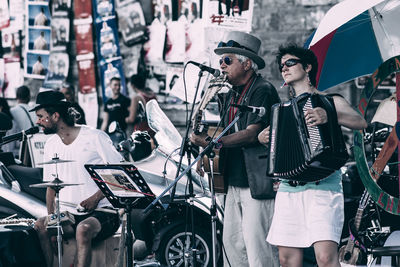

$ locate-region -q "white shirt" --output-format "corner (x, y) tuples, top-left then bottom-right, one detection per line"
(43, 125), (123, 214)
(10, 103), (37, 131)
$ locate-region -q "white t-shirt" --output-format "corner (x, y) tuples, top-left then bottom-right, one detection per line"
(43, 125), (123, 214)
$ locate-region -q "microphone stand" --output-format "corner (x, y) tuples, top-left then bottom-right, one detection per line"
(144, 112), (243, 267)
(167, 69), (205, 267)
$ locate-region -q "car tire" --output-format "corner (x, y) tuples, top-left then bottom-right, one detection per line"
(156, 224), (218, 267)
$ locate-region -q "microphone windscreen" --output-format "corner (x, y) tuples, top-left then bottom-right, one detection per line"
(26, 126), (40, 135)
(0, 112), (13, 131)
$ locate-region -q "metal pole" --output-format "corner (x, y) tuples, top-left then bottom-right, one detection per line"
(56, 190), (63, 267)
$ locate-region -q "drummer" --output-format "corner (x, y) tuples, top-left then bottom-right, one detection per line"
(33, 91), (123, 267)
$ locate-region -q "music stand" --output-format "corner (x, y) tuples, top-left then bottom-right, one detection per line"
(85, 164), (162, 267)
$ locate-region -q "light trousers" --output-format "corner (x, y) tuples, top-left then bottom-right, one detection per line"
(223, 186), (279, 267)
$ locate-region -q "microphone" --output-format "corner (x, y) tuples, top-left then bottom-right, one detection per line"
(1, 126), (40, 144)
(188, 61), (220, 77)
(231, 104), (266, 117)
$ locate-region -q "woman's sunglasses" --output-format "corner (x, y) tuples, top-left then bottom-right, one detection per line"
(219, 56), (233, 66)
(279, 58), (302, 72)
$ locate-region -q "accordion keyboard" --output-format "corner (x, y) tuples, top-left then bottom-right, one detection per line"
(303, 98), (321, 152)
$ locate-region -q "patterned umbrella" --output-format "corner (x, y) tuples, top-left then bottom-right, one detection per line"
(305, 0), (400, 91)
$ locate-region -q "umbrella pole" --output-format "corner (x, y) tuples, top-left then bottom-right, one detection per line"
(397, 73), (400, 198)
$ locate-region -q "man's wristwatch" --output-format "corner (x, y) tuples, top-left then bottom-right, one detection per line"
(215, 139), (223, 149)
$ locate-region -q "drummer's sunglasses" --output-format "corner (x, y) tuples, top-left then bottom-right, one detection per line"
(279, 58), (302, 72)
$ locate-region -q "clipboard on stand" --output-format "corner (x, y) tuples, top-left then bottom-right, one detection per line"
(84, 164), (163, 210)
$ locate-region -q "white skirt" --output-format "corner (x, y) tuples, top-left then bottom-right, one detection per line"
(267, 189), (344, 248)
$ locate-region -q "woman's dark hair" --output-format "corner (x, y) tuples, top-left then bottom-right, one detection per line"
(44, 105), (76, 127)
(130, 74), (146, 90)
(276, 43), (318, 87)
(0, 98), (13, 119)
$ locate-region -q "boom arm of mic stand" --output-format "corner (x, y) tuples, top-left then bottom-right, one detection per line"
(143, 112), (242, 213)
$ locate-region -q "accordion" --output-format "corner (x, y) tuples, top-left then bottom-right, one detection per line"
(268, 93), (348, 182)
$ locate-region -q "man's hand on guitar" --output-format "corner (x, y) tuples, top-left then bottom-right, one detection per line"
(257, 126), (270, 147)
(196, 158), (205, 176)
(190, 133), (210, 148)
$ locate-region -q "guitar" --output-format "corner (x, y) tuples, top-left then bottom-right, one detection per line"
(192, 74), (231, 193)
(338, 190), (370, 265)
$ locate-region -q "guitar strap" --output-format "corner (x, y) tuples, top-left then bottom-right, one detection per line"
(228, 74), (258, 132)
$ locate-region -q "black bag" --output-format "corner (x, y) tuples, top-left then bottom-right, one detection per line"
(242, 145), (276, 199)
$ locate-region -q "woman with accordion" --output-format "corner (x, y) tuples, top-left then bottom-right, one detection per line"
(259, 44), (367, 267)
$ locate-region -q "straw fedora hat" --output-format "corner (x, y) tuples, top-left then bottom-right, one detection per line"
(214, 31), (265, 70)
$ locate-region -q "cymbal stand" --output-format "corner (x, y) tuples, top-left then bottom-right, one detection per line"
(47, 177), (65, 267)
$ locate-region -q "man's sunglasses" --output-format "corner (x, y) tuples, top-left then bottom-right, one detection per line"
(219, 56), (233, 66)
(279, 58), (302, 72)
(217, 40), (255, 53)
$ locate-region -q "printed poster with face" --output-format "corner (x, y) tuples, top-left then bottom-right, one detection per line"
(43, 52), (69, 88)
(28, 27), (51, 52)
(52, 0), (72, 16)
(96, 19), (121, 64)
(51, 17), (70, 51)
(202, 0), (254, 32)
(164, 16), (186, 64)
(100, 59), (127, 102)
(27, 2), (51, 27)
(25, 51), (50, 79)
(92, 0), (116, 23)
(117, 1), (147, 46)
(1, 26), (21, 60)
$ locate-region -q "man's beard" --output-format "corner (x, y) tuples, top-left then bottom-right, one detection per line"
(43, 125), (57, 135)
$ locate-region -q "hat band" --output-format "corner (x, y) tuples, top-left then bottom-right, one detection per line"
(217, 40), (257, 54)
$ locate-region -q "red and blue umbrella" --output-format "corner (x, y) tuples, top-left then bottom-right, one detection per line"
(304, 0), (400, 91)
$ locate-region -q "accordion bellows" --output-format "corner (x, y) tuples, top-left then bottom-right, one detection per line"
(268, 93), (349, 182)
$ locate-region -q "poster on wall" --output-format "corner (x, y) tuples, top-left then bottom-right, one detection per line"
(76, 53), (96, 94)
(43, 52), (69, 88)
(53, 0), (72, 15)
(24, 51), (50, 79)
(74, 18), (94, 55)
(1, 28), (21, 60)
(78, 92), (98, 128)
(202, 0), (254, 32)
(164, 17), (186, 63)
(28, 28), (51, 51)
(92, 0), (116, 23)
(1, 59), (24, 98)
(143, 19), (166, 64)
(27, 3), (51, 27)
(0, 0), (10, 30)
(9, 0), (25, 30)
(117, 1), (147, 46)
(100, 59), (127, 101)
(96, 19), (121, 63)
(74, 0), (93, 19)
(51, 17), (70, 51)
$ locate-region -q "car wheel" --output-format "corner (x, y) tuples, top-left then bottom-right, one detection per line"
(156, 225), (217, 267)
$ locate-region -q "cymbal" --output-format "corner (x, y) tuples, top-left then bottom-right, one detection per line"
(38, 158), (75, 165)
(30, 178), (81, 189)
